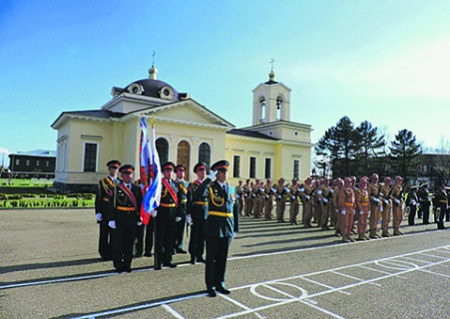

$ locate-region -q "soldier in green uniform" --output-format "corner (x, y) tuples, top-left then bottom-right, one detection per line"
(107, 164), (142, 272)
(173, 164), (188, 254)
(195, 160), (239, 297)
(95, 159), (120, 260)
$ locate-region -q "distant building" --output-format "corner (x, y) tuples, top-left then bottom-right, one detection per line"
(51, 64), (313, 192)
(8, 150), (56, 178)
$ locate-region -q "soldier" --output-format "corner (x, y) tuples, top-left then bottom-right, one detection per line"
(275, 177), (288, 223)
(355, 176), (370, 240)
(332, 178), (344, 236)
(379, 177), (393, 237)
(300, 177), (315, 228)
(95, 159), (120, 261)
(252, 180), (264, 218)
(173, 164), (188, 254)
(318, 177), (332, 230)
(197, 160), (239, 297)
(391, 176), (404, 236)
(243, 179), (253, 217)
(263, 178), (275, 220)
(154, 162), (179, 270)
(107, 164), (143, 272)
(235, 180), (245, 216)
(418, 183), (431, 225)
(289, 178), (300, 225)
(368, 173), (382, 238)
(339, 177), (356, 243)
(187, 162), (209, 264)
(313, 179), (323, 224)
(406, 186), (419, 226)
(435, 184), (447, 229)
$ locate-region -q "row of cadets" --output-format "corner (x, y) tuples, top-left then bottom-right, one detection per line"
(288, 178), (300, 225)
(274, 177), (289, 223)
(107, 164), (143, 272)
(263, 178), (276, 220)
(94, 159), (121, 261)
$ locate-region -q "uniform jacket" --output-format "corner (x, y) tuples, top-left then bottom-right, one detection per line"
(188, 179), (209, 219)
(107, 181), (143, 222)
(95, 176), (117, 218)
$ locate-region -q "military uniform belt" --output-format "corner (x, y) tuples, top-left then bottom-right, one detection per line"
(193, 201), (208, 206)
(117, 206), (135, 212)
(439, 200), (447, 203)
(160, 203), (176, 208)
(102, 197), (109, 202)
(361, 202), (369, 206)
(182, 199), (188, 203)
(209, 211), (232, 218)
(344, 202), (354, 207)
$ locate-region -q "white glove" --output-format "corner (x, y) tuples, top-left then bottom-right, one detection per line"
(411, 200), (416, 205)
(383, 200), (388, 205)
(271, 187), (277, 193)
(359, 211), (363, 215)
(341, 210), (346, 216)
(305, 195), (310, 200)
(291, 196), (296, 200)
(323, 198), (328, 203)
(150, 210), (157, 217)
(335, 209), (339, 213)
(244, 193), (248, 197)
(373, 198), (380, 203)
(96, 213), (102, 221)
(395, 199), (400, 205)
(249, 188), (253, 191)
(299, 188), (305, 192)
(208, 170), (218, 180)
(284, 187), (290, 193)
(329, 189), (334, 194)
(175, 216), (182, 222)
(317, 190), (323, 195)
(137, 221), (143, 226)
(368, 211), (371, 218)
(108, 220), (116, 229)
(186, 214), (193, 225)
(277, 195), (282, 199)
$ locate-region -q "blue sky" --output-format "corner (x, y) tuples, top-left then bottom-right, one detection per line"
(1, 0), (450, 166)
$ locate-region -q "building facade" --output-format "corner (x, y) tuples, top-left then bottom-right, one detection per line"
(51, 65), (313, 192)
(7, 150), (56, 179)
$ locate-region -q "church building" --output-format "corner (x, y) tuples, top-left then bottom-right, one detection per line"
(51, 64), (313, 192)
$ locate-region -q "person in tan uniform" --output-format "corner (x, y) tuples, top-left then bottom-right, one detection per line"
(300, 177), (315, 228)
(263, 179), (275, 220)
(243, 179), (253, 217)
(355, 176), (370, 240)
(317, 177), (332, 231)
(252, 180), (264, 218)
(368, 173), (382, 239)
(332, 178), (344, 236)
(391, 176), (404, 236)
(235, 180), (245, 216)
(275, 177), (288, 223)
(380, 177), (393, 237)
(339, 177), (356, 243)
(288, 178), (300, 225)
(313, 179), (323, 224)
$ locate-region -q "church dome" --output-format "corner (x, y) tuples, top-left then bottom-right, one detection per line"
(123, 78), (180, 101)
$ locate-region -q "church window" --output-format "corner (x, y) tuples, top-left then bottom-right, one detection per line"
(156, 138), (169, 164)
(293, 160), (300, 179)
(233, 155), (240, 178)
(265, 158), (272, 179)
(198, 142), (211, 169)
(260, 96), (266, 123)
(177, 141), (191, 180)
(83, 143), (97, 172)
(276, 96), (283, 121)
(249, 157), (256, 178)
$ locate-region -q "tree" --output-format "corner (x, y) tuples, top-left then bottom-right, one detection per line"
(389, 129), (421, 179)
(354, 121), (386, 176)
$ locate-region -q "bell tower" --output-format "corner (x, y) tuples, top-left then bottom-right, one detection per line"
(252, 62), (291, 125)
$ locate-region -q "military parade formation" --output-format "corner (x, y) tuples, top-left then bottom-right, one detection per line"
(95, 159), (448, 297)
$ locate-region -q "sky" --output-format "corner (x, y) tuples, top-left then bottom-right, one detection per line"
(1, 0), (450, 167)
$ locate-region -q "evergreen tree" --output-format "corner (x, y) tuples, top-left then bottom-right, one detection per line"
(354, 121), (386, 176)
(389, 129), (422, 179)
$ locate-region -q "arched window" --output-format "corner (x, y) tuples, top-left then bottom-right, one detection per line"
(259, 96), (266, 123)
(198, 143), (211, 170)
(276, 96), (283, 121)
(177, 141), (191, 180)
(156, 137), (169, 164)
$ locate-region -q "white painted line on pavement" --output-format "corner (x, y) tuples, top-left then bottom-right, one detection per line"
(418, 268), (450, 279)
(219, 294), (266, 319)
(162, 304), (186, 319)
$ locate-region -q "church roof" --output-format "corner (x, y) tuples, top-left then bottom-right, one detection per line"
(51, 110), (125, 128)
(227, 128), (278, 140)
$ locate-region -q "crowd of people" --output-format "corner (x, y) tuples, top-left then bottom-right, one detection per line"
(94, 159), (448, 295)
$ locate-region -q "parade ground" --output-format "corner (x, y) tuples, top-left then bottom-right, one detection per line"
(1, 208), (449, 318)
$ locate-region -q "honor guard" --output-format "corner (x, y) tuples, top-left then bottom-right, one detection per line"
(435, 184), (447, 229)
(252, 180), (264, 218)
(418, 183), (431, 224)
(235, 180), (245, 216)
(187, 162), (209, 264)
(318, 178), (332, 230)
(339, 177), (356, 243)
(368, 173), (382, 238)
(173, 164), (189, 254)
(95, 159), (121, 260)
(300, 177), (315, 228)
(263, 179), (276, 220)
(107, 164), (143, 272)
(289, 178), (300, 225)
(154, 162), (179, 270)
(195, 160), (239, 297)
(332, 178), (344, 236)
(243, 179), (253, 216)
(406, 185), (419, 226)
(391, 176), (404, 236)
(275, 178), (288, 223)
